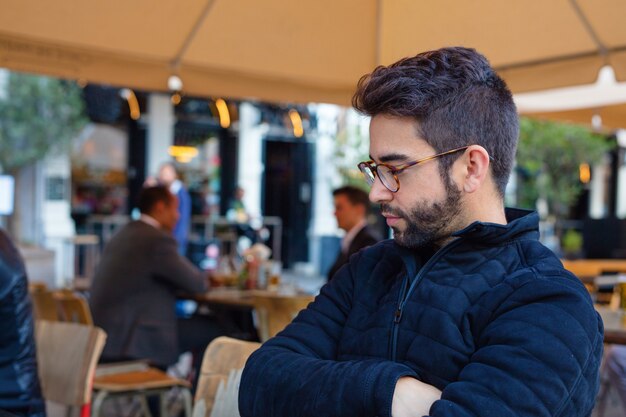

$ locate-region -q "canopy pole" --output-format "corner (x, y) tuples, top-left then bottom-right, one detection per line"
(170, 0), (217, 71)
(569, 0), (608, 60)
(375, 0), (382, 66)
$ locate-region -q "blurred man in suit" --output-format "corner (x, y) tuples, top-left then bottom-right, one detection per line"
(327, 186), (381, 280)
(90, 185), (213, 370)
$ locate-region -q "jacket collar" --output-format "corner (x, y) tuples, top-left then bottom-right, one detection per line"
(391, 208), (539, 277)
(451, 208), (539, 244)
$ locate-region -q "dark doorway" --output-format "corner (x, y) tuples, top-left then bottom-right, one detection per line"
(262, 139), (314, 268)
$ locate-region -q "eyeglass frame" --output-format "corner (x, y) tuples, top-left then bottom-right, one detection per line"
(357, 145), (474, 193)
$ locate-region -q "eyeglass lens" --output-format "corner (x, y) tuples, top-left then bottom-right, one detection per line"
(376, 166), (398, 192)
(358, 163), (376, 186)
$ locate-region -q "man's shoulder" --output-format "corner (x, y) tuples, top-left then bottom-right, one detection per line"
(347, 239), (405, 278)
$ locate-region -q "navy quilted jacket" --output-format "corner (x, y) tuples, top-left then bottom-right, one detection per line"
(239, 209), (603, 417)
(0, 229), (45, 417)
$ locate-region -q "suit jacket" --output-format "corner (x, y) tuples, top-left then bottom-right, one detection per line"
(327, 224), (380, 280)
(89, 220), (207, 368)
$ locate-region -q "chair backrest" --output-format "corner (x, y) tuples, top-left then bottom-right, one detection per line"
(35, 321), (106, 407)
(194, 336), (260, 416)
(53, 290), (93, 325)
(29, 287), (60, 321)
(252, 293), (313, 342)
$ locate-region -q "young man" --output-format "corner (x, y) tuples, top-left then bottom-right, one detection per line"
(239, 47), (603, 417)
(328, 185), (381, 280)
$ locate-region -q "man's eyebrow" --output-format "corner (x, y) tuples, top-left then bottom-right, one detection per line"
(369, 153), (410, 163)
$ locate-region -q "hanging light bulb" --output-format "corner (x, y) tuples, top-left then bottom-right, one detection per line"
(596, 65), (617, 86)
(168, 75), (183, 91)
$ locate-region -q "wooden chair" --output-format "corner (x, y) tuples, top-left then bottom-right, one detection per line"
(251, 293), (314, 342)
(92, 362), (193, 417)
(194, 336), (260, 417)
(35, 321), (107, 417)
(43, 290), (191, 416)
(29, 287), (59, 321)
(53, 290), (93, 324)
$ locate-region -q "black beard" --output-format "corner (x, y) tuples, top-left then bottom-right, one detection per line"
(383, 177), (463, 249)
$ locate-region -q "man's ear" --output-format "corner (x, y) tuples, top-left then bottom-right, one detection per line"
(457, 145), (490, 193)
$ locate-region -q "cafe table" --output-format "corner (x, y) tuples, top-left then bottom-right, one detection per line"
(185, 287), (315, 307)
(562, 259), (626, 282)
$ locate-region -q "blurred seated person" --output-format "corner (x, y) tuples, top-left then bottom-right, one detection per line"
(327, 186), (381, 280)
(0, 228), (45, 417)
(227, 186), (258, 245)
(90, 185), (222, 371)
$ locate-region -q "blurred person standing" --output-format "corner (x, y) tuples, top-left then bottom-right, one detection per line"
(327, 185), (381, 280)
(89, 185), (217, 370)
(0, 229), (45, 417)
(158, 162), (191, 255)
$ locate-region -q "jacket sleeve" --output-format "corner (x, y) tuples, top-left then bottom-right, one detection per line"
(430, 271), (603, 417)
(150, 234), (207, 293)
(239, 259), (417, 417)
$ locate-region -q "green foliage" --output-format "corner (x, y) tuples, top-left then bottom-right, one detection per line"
(0, 72), (87, 172)
(333, 113), (370, 190)
(516, 117), (613, 217)
(561, 228), (583, 255)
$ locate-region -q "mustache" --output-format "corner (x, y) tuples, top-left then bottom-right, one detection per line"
(380, 204), (404, 218)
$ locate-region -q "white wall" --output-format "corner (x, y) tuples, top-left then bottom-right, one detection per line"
(146, 94), (175, 177)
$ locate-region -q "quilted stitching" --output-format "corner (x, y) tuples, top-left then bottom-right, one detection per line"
(239, 210), (603, 417)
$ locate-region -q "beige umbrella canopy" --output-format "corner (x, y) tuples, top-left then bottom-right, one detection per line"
(1, 0), (626, 105)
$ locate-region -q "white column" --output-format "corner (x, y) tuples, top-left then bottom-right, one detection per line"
(237, 103), (266, 218)
(146, 94), (175, 177)
(590, 158), (609, 219)
(616, 158), (626, 219)
(309, 104), (343, 275)
(41, 152), (76, 286)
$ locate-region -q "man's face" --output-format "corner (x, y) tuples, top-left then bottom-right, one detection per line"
(334, 194), (363, 232)
(368, 115), (465, 249)
(158, 165), (177, 187)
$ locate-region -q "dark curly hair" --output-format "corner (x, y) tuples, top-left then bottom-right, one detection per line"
(352, 46), (518, 198)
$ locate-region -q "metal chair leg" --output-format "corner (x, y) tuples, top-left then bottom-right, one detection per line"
(181, 387), (193, 417)
(91, 391), (108, 417)
(138, 394), (153, 417)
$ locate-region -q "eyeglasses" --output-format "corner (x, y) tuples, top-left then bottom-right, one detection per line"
(357, 146), (470, 193)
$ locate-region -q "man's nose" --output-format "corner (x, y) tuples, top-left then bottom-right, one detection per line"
(369, 178), (393, 204)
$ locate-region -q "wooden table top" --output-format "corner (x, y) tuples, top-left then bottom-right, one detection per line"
(184, 288), (315, 308)
(562, 259), (626, 280)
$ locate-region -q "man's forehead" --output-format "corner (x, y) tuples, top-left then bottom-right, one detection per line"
(368, 115), (430, 162)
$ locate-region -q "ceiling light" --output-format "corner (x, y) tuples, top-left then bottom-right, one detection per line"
(215, 98), (231, 129)
(289, 109), (304, 138)
(168, 75), (183, 92)
(120, 88), (141, 120)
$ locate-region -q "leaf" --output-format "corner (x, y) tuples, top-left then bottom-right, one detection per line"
(0, 73), (88, 172)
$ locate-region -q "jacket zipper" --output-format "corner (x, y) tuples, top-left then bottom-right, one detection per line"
(389, 239), (463, 362)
